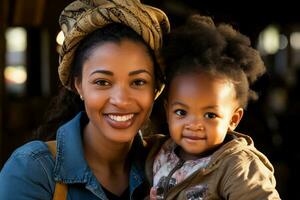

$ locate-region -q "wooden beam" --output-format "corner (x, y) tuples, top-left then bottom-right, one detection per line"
(13, 0), (46, 26)
(0, 0), (8, 166)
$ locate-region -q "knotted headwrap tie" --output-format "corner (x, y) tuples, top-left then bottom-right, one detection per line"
(58, 0), (170, 89)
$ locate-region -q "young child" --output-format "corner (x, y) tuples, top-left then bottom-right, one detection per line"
(146, 15), (281, 200)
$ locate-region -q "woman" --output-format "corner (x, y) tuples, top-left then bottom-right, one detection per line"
(0, 0), (170, 199)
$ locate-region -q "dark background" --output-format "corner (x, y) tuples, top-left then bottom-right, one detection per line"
(1, 0), (299, 199)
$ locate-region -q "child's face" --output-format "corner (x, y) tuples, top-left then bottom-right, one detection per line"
(165, 72), (243, 157)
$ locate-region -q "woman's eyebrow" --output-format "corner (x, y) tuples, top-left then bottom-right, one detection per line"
(89, 69), (152, 77)
(89, 69), (113, 76)
(128, 69), (152, 76)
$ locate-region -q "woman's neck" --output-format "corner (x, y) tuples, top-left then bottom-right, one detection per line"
(83, 124), (133, 170)
(83, 124), (132, 195)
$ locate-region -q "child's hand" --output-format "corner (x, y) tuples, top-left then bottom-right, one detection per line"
(149, 187), (158, 200)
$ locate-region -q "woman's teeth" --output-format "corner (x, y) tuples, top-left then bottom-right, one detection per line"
(108, 114), (134, 122)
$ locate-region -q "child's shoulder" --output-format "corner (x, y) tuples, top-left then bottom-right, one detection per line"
(212, 134), (279, 199)
(215, 132), (274, 173)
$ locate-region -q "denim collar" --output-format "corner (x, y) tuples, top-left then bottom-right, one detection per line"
(53, 112), (145, 197)
(53, 112), (90, 183)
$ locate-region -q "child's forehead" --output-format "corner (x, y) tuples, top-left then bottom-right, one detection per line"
(168, 74), (238, 110)
(173, 70), (231, 84)
(170, 73), (234, 95)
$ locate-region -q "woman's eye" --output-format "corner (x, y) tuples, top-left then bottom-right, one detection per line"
(95, 80), (110, 86)
(174, 109), (186, 116)
(132, 79), (146, 86)
(204, 112), (217, 119)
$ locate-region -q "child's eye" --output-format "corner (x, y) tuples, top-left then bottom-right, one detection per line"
(95, 79), (110, 86)
(174, 109), (187, 116)
(132, 79), (147, 87)
(204, 112), (217, 119)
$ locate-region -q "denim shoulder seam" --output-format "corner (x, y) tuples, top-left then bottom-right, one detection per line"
(11, 141), (53, 161)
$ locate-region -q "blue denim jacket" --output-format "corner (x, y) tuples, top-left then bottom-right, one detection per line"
(0, 112), (148, 200)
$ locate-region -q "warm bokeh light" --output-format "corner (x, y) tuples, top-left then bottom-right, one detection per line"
(5, 27), (27, 52)
(258, 25), (280, 55)
(4, 66), (27, 84)
(290, 32), (300, 50)
(56, 30), (64, 46)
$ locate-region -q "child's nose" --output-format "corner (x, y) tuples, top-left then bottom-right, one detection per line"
(185, 119), (204, 131)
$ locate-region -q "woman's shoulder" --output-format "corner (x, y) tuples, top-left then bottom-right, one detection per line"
(11, 140), (50, 156)
(0, 140), (55, 199)
(1, 140), (55, 175)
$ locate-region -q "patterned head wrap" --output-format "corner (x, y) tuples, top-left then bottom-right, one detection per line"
(58, 0), (170, 89)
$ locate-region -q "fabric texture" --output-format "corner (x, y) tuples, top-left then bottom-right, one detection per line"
(151, 139), (211, 198)
(145, 132), (281, 200)
(58, 0), (170, 89)
(0, 112), (150, 200)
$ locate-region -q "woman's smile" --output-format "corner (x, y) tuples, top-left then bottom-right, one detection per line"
(105, 113), (136, 129)
(108, 114), (134, 122)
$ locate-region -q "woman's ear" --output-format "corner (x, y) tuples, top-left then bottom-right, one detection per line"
(228, 107), (244, 131)
(74, 77), (83, 97)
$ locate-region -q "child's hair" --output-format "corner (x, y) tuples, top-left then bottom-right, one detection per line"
(161, 14), (266, 108)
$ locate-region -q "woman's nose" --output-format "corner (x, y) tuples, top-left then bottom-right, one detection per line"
(109, 85), (132, 108)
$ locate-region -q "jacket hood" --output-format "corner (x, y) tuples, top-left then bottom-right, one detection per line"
(207, 131), (274, 173)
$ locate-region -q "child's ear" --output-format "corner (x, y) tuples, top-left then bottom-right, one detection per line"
(228, 108), (244, 131)
(163, 100), (169, 122)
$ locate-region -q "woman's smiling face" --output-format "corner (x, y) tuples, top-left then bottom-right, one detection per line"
(75, 39), (155, 143)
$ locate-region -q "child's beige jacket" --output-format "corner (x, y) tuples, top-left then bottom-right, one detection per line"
(145, 131), (281, 200)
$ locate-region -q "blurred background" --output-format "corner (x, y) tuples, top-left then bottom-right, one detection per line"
(0, 0), (299, 199)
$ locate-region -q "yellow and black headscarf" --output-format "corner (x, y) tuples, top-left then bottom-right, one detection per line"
(58, 0), (170, 89)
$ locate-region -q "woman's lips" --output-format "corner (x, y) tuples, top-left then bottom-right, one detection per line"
(105, 113), (135, 129)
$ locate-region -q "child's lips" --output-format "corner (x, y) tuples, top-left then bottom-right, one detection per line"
(182, 134), (206, 140)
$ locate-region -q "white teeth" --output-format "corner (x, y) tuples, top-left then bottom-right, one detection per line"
(108, 114), (134, 122)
